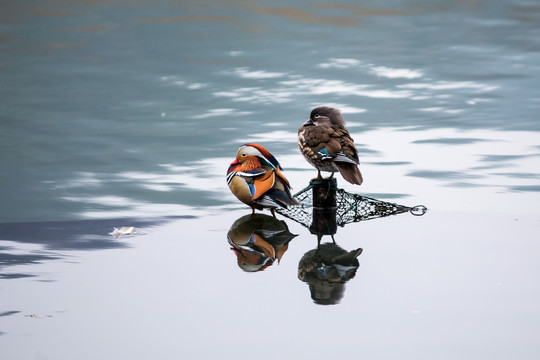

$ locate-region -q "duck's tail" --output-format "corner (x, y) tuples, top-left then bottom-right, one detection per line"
(335, 163), (363, 185)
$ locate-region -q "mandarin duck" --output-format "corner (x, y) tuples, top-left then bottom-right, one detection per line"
(227, 143), (299, 214)
(298, 106), (363, 185)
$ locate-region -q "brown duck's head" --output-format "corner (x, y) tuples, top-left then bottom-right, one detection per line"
(303, 106), (345, 127)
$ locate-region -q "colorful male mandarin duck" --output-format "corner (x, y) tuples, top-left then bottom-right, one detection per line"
(298, 106), (363, 185)
(227, 143), (299, 214)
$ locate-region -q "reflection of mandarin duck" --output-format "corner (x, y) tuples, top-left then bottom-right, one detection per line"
(227, 213), (297, 272)
(298, 106), (363, 185)
(298, 243), (362, 305)
(227, 143), (299, 214)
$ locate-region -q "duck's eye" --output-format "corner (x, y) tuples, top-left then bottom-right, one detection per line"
(241, 153), (246, 157)
(314, 114), (320, 118)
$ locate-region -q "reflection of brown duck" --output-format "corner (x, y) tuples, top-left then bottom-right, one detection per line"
(298, 242), (362, 305)
(227, 214), (297, 272)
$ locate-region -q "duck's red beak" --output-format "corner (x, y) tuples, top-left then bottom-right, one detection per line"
(230, 158), (240, 165)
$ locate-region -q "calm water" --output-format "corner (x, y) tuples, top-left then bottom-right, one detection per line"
(1, 1), (540, 359)
(1, 0), (540, 222)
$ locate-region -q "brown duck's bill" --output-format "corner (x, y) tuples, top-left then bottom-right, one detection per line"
(302, 118), (314, 126)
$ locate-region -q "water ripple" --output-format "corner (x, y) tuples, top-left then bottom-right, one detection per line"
(317, 58), (362, 69)
(191, 108), (254, 119)
(228, 67), (288, 79)
(399, 81), (499, 91)
(209, 61), (499, 113)
(370, 66), (424, 79)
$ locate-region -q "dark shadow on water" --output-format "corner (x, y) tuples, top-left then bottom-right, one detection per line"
(0, 216), (194, 279)
(446, 181), (483, 188)
(0, 216), (193, 251)
(412, 137), (492, 145)
(0, 311), (21, 317)
(368, 161), (412, 166)
(0, 244), (62, 271)
(0, 272), (38, 280)
(480, 154), (532, 162)
(0, 311), (21, 336)
(408, 170), (482, 180)
(509, 185), (540, 192)
(362, 192), (410, 199)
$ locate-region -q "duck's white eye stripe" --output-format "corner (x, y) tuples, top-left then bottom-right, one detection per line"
(314, 114), (320, 118)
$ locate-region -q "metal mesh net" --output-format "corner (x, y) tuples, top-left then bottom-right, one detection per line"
(276, 182), (426, 229)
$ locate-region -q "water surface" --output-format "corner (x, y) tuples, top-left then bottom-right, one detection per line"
(1, 0), (540, 221)
(1, 1), (540, 359)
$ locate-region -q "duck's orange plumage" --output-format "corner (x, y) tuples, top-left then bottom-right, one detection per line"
(226, 143), (298, 214)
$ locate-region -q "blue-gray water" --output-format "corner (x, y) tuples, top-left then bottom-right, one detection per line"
(2, 0), (540, 222)
(2, 1), (540, 359)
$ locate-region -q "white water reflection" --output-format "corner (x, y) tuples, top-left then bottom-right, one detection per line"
(56, 159), (235, 218)
(399, 81), (499, 92)
(214, 86), (294, 104)
(317, 59), (424, 80)
(303, 79), (413, 99)
(317, 58), (361, 69)
(370, 66), (423, 79)
(279, 77), (413, 98)
(357, 127), (540, 213)
(208, 62), (499, 109)
(50, 172), (103, 189)
(419, 107), (465, 114)
(61, 194), (206, 219)
(237, 130), (298, 144)
(58, 126), (538, 217)
(310, 103), (366, 114)
(186, 83), (208, 90)
(191, 108), (254, 119)
(229, 67), (287, 79)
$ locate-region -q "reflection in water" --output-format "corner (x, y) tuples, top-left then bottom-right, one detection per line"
(281, 179), (424, 305)
(227, 214), (297, 272)
(226, 179), (425, 303)
(299, 242), (362, 306)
